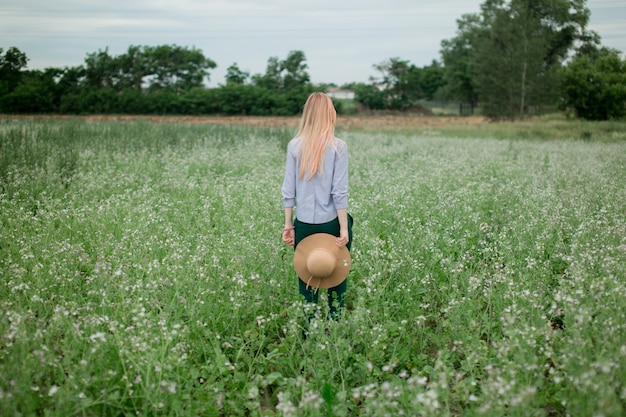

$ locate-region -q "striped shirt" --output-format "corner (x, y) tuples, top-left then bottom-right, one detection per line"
(281, 137), (348, 224)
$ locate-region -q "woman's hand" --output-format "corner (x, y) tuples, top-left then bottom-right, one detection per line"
(336, 229), (349, 248)
(336, 209), (349, 248)
(283, 208), (295, 247)
(282, 228), (295, 247)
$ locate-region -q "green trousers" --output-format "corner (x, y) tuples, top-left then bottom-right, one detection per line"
(294, 214), (353, 320)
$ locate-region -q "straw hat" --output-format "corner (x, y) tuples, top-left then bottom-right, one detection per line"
(294, 233), (351, 290)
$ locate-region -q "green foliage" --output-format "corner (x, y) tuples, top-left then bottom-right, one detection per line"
(5, 12), (623, 122)
(440, 13), (481, 106)
(217, 84), (271, 115)
(83, 47), (118, 89)
(0, 46), (318, 116)
(145, 44), (217, 91)
(177, 87), (221, 115)
(1, 69), (58, 113)
(441, 0), (595, 120)
(281, 50), (310, 90)
(421, 61), (446, 101)
(0, 47), (29, 93)
(0, 47), (30, 112)
(373, 58), (423, 110)
(353, 83), (386, 110)
(225, 63), (249, 86)
(356, 59), (446, 111)
(561, 47), (626, 120)
(251, 50), (311, 91)
(83, 44), (217, 92)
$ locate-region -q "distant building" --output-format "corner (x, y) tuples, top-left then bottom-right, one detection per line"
(326, 87), (355, 100)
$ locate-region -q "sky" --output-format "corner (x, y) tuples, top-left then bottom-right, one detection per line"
(1, 0), (625, 87)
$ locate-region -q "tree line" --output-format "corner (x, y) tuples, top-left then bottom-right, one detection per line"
(1, 0), (625, 120)
(0, 46), (318, 117)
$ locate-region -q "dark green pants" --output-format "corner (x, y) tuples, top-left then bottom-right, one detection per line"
(294, 215), (353, 320)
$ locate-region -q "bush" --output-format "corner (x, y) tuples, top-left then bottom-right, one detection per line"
(561, 48), (626, 120)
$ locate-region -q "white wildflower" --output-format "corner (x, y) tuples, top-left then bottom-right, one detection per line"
(276, 392), (297, 417)
(89, 332), (106, 343)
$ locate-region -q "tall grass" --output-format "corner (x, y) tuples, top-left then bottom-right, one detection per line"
(1, 118), (625, 416)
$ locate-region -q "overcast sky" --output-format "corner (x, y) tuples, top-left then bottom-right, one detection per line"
(2, 0), (625, 87)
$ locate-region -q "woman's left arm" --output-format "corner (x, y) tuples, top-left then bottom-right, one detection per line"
(331, 141), (348, 209)
(332, 141), (349, 247)
(283, 206), (295, 247)
(281, 141), (297, 247)
(336, 208), (349, 247)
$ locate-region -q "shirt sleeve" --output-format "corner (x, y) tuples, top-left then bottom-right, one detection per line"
(281, 142), (297, 208)
(331, 141), (348, 210)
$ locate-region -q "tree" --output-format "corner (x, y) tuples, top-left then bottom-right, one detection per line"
(441, 0), (595, 119)
(561, 47), (626, 120)
(2, 68), (59, 113)
(83, 48), (117, 89)
(353, 83), (387, 111)
(115, 45), (149, 90)
(252, 51), (310, 91)
(142, 45), (216, 92)
(440, 13), (481, 106)
(281, 50), (310, 90)
(421, 60), (446, 100)
(356, 58), (445, 111)
(80, 44), (217, 97)
(474, 2), (555, 118)
(369, 58), (422, 110)
(225, 63), (249, 86)
(0, 47), (29, 103)
(253, 56), (282, 90)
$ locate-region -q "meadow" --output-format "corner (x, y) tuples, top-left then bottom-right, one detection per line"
(0, 116), (625, 416)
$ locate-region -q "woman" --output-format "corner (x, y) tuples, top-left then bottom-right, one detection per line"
(281, 92), (353, 319)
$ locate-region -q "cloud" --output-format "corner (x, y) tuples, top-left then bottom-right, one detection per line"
(1, 0), (624, 86)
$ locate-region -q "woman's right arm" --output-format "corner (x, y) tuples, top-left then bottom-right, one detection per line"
(336, 208), (349, 247)
(332, 141), (349, 247)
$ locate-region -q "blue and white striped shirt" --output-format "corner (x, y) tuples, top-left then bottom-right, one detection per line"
(281, 137), (348, 224)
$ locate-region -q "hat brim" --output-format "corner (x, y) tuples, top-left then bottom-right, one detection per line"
(294, 233), (351, 290)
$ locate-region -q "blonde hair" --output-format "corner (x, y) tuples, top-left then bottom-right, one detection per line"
(296, 92), (337, 180)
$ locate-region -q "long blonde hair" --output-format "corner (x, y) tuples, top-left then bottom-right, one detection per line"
(295, 92), (337, 179)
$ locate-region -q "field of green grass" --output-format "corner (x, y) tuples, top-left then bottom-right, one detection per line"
(1, 117), (625, 416)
